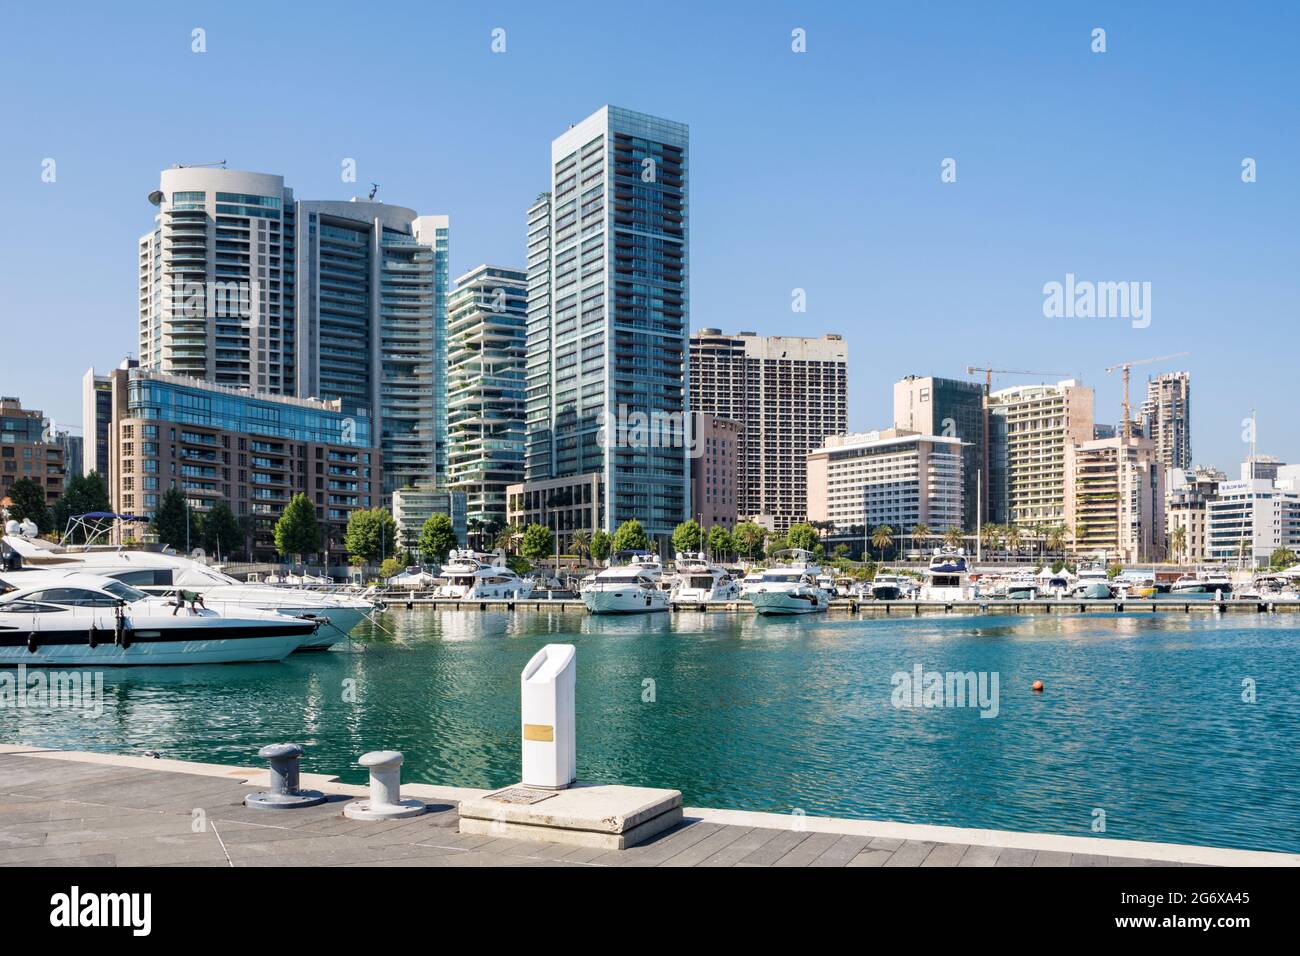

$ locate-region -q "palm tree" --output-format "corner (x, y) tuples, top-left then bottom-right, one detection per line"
(571, 529), (591, 567)
(1169, 525), (1187, 566)
(1004, 525), (1022, 557)
(871, 524), (894, 561)
(466, 517), (484, 551)
(1046, 525), (1066, 557)
(910, 523), (930, 557)
(943, 526), (963, 549)
(980, 523), (1002, 557)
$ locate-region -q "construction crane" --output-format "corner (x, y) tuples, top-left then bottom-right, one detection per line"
(965, 366), (1073, 396)
(1104, 353), (1190, 440)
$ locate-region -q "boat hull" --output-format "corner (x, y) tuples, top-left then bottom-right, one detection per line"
(748, 588), (829, 615)
(583, 589), (670, 614)
(0, 619), (313, 667)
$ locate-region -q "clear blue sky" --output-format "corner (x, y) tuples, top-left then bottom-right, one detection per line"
(1, 0), (1296, 469)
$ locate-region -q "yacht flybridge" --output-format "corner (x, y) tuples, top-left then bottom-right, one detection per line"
(0, 571), (317, 666)
(433, 550), (534, 601)
(919, 547), (969, 601)
(745, 549), (830, 615)
(581, 551), (669, 614)
(670, 552), (741, 605)
(1, 524), (373, 650)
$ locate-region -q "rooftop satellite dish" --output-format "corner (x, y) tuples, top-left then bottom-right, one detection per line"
(147, 189), (164, 205)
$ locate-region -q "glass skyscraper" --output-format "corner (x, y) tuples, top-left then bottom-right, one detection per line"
(139, 168), (449, 502)
(523, 106), (690, 548)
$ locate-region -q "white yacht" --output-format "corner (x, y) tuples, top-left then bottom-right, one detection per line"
(919, 547), (968, 602)
(0, 571), (316, 666)
(738, 568), (767, 596)
(746, 549), (830, 615)
(388, 567), (437, 589)
(433, 550), (534, 600)
(868, 571), (912, 601)
(670, 553), (741, 605)
(582, 552), (669, 614)
(1, 527), (373, 650)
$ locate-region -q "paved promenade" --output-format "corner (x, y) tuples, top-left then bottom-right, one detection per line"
(2, 746), (1294, 867)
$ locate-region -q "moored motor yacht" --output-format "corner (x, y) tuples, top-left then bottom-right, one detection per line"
(670, 553), (741, 605)
(433, 549), (533, 600)
(581, 551), (669, 614)
(1, 527), (372, 650)
(0, 571), (316, 666)
(919, 547), (968, 601)
(868, 571), (912, 601)
(745, 549), (830, 615)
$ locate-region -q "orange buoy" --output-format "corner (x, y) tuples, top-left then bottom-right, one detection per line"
(1031, 680), (1044, 693)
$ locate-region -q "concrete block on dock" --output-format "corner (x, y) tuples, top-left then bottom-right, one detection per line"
(458, 783), (682, 850)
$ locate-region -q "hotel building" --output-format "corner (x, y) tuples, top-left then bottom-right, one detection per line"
(0, 398), (65, 507)
(107, 367), (380, 560)
(806, 429), (964, 538)
(447, 265), (527, 532)
(522, 106), (690, 551)
(893, 375), (985, 530)
(138, 167), (449, 501)
(987, 380), (1095, 526)
(690, 330), (848, 531)
(689, 412), (741, 531)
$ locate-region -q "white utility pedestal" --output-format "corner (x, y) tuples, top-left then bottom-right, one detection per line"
(521, 643), (576, 789)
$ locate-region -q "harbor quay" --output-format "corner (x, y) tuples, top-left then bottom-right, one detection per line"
(2, 744), (1295, 868)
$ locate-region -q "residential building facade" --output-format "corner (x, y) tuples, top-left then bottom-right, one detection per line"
(1207, 475), (1300, 567)
(0, 398), (65, 507)
(1165, 466), (1224, 565)
(446, 265), (527, 533)
(392, 482), (467, 556)
(806, 429), (964, 538)
(522, 107), (690, 552)
(506, 473), (604, 553)
(1065, 435), (1166, 562)
(139, 167), (449, 502)
(108, 368), (380, 560)
(690, 329), (848, 531)
(1141, 371), (1192, 471)
(987, 380), (1095, 526)
(689, 412), (741, 531)
(893, 375), (985, 530)
(83, 358), (139, 484)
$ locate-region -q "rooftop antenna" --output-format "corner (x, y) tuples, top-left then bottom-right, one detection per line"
(368, 183), (379, 200)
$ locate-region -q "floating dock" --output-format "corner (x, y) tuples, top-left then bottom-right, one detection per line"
(379, 595), (1300, 616)
(2, 745), (1295, 867)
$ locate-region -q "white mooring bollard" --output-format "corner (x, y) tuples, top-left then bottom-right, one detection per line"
(344, 750), (427, 820)
(521, 643), (576, 790)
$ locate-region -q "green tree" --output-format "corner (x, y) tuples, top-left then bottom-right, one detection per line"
(200, 501), (242, 560)
(51, 471), (113, 541)
(1003, 525), (1022, 554)
(766, 531), (789, 558)
(150, 487), (192, 552)
(871, 524), (895, 560)
(1046, 525), (1067, 556)
(275, 493), (322, 563)
(495, 522), (524, 555)
(1271, 547), (1297, 570)
(611, 518), (649, 554)
(732, 521), (766, 560)
(343, 507), (395, 565)
(379, 556), (405, 580)
(5, 476), (52, 534)
(589, 528), (612, 564)
(418, 513), (458, 563)
(1170, 525), (1187, 565)
(521, 523), (554, 563)
(785, 522), (819, 552)
(943, 526), (964, 549)
(910, 523), (930, 555)
(672, 519), (702, 555)
(708, 525), (733, 561)
(570, 529), (591, 565)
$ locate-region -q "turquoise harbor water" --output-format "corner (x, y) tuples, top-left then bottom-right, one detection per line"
(2, 609), (1298, 854)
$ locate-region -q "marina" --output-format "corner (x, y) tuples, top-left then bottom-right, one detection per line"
(4, 607), (1298, 856)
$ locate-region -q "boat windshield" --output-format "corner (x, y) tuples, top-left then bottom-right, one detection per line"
(762, 572), (805, 583)
(102, 581), (149, 603)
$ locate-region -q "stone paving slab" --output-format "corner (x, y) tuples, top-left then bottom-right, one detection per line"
(0, 752), (1285, 867)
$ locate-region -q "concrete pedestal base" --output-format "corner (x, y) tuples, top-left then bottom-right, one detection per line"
(458, 783), (682, 850)
(343, 798), (426, 821)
